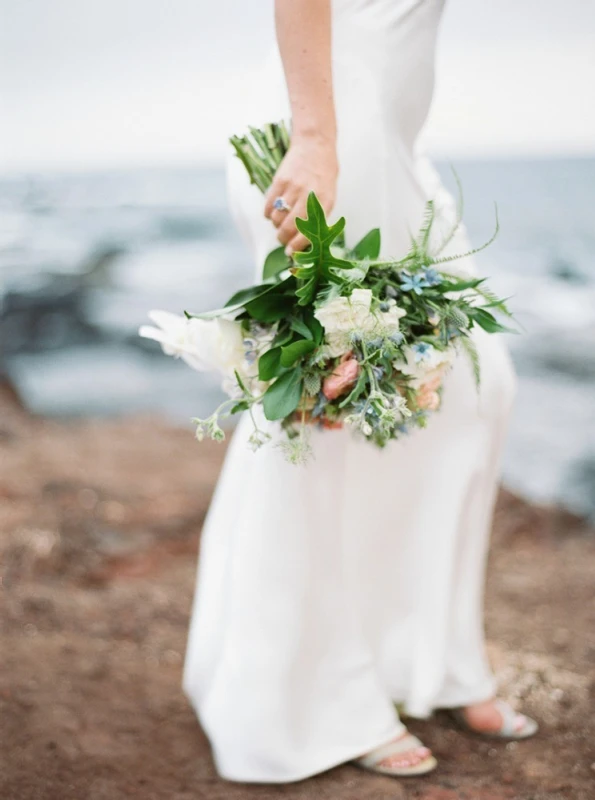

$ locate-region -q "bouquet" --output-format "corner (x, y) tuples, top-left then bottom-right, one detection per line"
(140, 122), (514, 464)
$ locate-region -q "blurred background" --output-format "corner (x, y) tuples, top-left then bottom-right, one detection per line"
(1, 0), (595, 515)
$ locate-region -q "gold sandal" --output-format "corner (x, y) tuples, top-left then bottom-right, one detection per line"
(353, 731), (438, 777)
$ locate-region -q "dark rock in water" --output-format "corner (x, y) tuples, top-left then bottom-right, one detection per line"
(78, 244), (125, 285)
(549, 257), (587, 284)
(0, 245), (125, 354)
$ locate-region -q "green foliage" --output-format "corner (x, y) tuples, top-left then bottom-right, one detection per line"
(262, 368), (303, 421)
(303, 372), (322, 396)
(258, 347), (283, 381)
(293, 193), (354, 305)
(263, 246), (290, 280)
(351, 228), (381, 260)
(280, 339), (316, 367)
(458, 335), (481, 387)
(468, 306), (516, 334)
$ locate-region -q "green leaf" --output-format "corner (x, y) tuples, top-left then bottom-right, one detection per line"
(469, 307), (516, 334)
(186, 281), (280, 320)
(280, 339), (316, 367)
(263, 246), (290, 280)
(262, 368), (303, 421)
(290, 318), (313, 340)
(295, 275), (318, 307)
(435, 277), (486, 293)
(225, 282), (273, 308)
(230, 401), (250, 414)
(293, 192), (354, 306)
(351, 228), (381, 260)
(245, 293), (293, 322)
(234, 370), (247, 393)
(258, 347), (284, 381)
(308, 316), (324, 345)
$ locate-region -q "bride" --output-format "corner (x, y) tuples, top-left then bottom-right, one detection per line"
(183, 0), (538, 782)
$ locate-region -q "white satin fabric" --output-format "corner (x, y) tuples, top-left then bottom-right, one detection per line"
(183, 0), (516, 783)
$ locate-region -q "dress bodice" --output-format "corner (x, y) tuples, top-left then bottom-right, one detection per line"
(331, 0), (446, 150)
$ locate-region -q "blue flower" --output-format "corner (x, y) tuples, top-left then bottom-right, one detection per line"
(400, 272), (429, 295)
(372, 366), (385, 381)
(422, 268), (442, 287)
(412, 342), (434, 363)
(388, 332), (404, 345)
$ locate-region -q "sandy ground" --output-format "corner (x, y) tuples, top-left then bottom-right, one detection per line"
(1, 392), (594, 800)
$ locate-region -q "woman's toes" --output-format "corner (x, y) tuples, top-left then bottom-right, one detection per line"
(514, 713), (528, 732)
(379, 746), (431, 769)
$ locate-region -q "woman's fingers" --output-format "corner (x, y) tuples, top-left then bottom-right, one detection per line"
(269, 188), (299, 228)
(284, 231), (310, 256)
(264, 178), (289, 219)
(276, 195), (307, 246)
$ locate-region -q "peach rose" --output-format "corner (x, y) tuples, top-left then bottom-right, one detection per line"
(322, 353), (360, 401)
(416, 389), (441, 411)
(420, 373), (443, 392)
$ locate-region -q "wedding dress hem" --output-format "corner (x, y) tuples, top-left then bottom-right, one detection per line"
(210, 725), (405, 784)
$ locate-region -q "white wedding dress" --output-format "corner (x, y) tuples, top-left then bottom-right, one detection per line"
(183, 0), (516, 783)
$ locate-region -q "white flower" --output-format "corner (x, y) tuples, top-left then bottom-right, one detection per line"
(140, 310), (247, 384)
(394, 344), (456, 389)
(314, 289), (406, 357)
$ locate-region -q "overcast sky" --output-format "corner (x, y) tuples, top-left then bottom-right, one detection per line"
(1, 0), (594, 172)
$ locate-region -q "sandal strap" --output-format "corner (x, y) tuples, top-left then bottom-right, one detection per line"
(494, 699), (524, 736)
(356, 733), (425, 768)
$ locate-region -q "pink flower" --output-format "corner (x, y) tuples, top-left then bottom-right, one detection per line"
(323, 353), (360, 400)
(416, 389), (441, 411)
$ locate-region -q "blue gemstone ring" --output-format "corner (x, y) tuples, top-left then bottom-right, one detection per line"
(273, 196), (291, 212)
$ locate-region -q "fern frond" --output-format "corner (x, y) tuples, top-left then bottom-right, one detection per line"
(458, 335), (481, 388)
(417, 200), (436, 256)
(429, 204), (499, 267)
(435, 166), (464, 256)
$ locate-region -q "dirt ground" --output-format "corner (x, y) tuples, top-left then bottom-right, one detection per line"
(1, 391), (594, 800)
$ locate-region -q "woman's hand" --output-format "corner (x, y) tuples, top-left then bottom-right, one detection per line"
(264, 133), (339, 256)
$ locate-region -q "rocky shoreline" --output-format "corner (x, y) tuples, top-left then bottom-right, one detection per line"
(1, 389), (594, 799)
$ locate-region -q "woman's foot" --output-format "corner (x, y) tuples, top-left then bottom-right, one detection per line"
(353, 731), (438, 776)
(454, 698), (538, 739)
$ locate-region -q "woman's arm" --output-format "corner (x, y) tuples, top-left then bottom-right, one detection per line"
(264, 0), (338, 255)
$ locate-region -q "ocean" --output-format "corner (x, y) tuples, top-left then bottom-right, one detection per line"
(1, 159), (594, 517)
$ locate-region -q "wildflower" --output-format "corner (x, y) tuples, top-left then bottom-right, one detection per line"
(412, 342), (434, 363)
(422, 268), (442, 287)
(248, 429), (271, 452)
(276, 431), (313, 465)
(400, 272), (429, 295)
